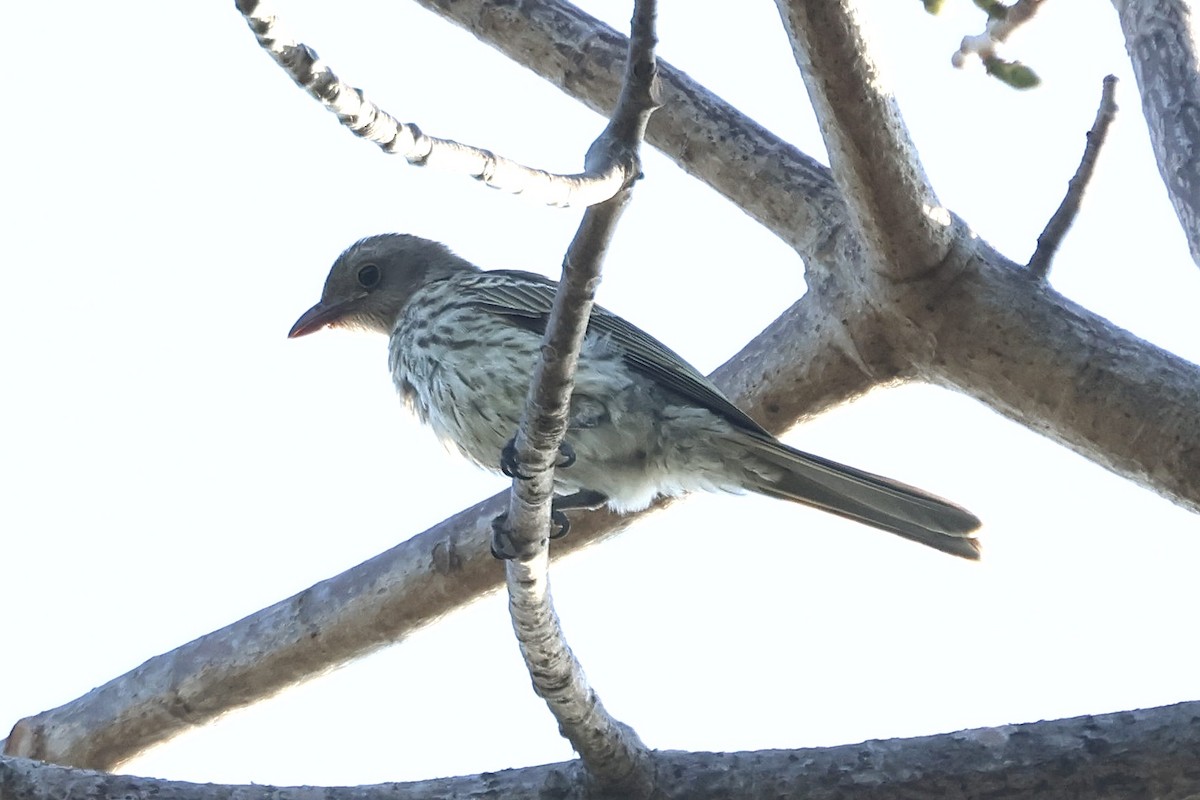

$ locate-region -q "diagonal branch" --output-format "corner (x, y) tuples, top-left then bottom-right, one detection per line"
(498, 2), (658, 789)
(774, 0), (953, 280)
(4, 294), (876, 771)
(926, 241), (1200, 514)
(235, 0), (625, 207)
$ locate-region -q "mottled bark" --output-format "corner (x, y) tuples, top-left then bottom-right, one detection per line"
(6, 701), (1200, 800)
(1113, 0), (1200, 269)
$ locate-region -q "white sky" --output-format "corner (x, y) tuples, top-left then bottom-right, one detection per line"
(3, 0), (1199, 788)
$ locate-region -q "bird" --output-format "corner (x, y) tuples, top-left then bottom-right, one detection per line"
(289, 233), (982, 560)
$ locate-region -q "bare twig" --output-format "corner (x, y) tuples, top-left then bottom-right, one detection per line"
(499, 1), (659, 791)
(1028, 76), (1119, 279)
(234, 0), (625, 207)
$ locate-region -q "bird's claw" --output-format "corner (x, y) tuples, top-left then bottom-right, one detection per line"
(500, 439), (532, 480)
(500, 438), (576, 479)
(490, 512), (520, 560)
(550, 509), (570, 539)
(555, 441), (576, 470)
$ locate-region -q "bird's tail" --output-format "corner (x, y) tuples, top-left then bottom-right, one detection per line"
(740, 433), (982, 560)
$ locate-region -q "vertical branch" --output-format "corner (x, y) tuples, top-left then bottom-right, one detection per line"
(499, 0), (660, 793)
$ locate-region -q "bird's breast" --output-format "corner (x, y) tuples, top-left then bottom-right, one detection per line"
(387, 299), (538, 470)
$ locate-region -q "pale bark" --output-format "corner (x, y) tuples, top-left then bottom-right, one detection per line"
(1112, 0), (1200, 269)
(236, 0), (628, 208)
(926, 239), (1200, 512)
(5, 701), (1200, 800)
(497, 3), (659, 789)
(775, 0), (953, 280)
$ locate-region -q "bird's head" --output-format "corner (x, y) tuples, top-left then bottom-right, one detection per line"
(288, 233), (477, 338)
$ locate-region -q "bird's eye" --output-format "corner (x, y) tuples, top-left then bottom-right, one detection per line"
(356, 264), (381, 290)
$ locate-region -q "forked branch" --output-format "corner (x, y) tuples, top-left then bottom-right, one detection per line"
(775, 0), (954, 280)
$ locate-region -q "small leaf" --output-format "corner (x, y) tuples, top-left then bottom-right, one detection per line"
(922, 0), (946, 14)
(984, 57), (1042, 89)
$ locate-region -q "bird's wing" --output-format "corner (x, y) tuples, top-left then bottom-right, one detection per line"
(463, 270), (772, 436)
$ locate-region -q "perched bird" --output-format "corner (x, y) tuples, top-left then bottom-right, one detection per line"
(289, 234), (982, 559)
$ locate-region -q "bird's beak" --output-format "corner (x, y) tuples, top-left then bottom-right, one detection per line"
(288, 296), (360, 338)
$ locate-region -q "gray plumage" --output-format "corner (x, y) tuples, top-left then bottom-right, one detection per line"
(290, 233), (982, 559)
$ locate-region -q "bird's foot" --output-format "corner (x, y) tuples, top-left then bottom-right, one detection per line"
(490, 513), (520, 560)
(490, 509), (571, 560)
(500, 438), (576, 480)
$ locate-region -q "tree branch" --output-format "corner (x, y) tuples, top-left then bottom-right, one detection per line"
(496, 3), (658, 790)
(774, 0), (954, 280)
(1028, 75), (1119, 280)
(234, 0), (625, 207)
(928, 239), (1200, 513)
(502, 196), (654, 791)
(6, 700), (1200, 799)
(1112, 0), (1200, 270)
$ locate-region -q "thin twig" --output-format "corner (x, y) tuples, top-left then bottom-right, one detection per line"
(234, 0), (625, 207)
(1028, 75), (1119, 279)
(499, 0), (659, 793)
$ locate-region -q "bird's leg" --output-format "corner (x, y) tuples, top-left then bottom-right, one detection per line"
(551, 489), (608, 512)
(500, 437), (577, 479)
(548, 489), (608, 540)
